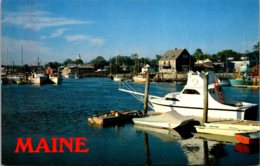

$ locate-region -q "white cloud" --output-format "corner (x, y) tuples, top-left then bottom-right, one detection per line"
(65, 35), (87, 42)
(88, 37), (105, 46)
(41, 28), (69, 40)
(65, 35), (105, 46)
(2, 10), (92, 30)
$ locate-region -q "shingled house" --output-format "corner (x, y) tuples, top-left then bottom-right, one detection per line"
(159, 48), (192, 73)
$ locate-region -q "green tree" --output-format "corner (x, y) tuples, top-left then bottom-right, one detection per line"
(253, 41), (259, 52)
(44, 61), (62, 70)
(216, 49), (238, 62)
(90, 56), (108, 69)
(74, 59), (84, 65)
(63, 59), (74, 66)
(193, 49), (204, 60)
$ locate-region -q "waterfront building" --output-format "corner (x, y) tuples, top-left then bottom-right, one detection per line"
(159, 48), (192, 73)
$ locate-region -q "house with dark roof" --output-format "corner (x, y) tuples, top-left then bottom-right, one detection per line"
(159, 48), (192, 73)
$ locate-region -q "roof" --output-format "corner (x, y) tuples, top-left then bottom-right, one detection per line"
(160, 48), (188, 61)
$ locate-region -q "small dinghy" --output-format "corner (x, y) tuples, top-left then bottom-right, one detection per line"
(235, 131), (260, 145)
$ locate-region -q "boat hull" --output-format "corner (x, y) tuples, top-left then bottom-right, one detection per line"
(229, 79), (252, 86)
(49, 76), (62, 84)
(132, 75), (146, 83)
(195, 122), (260, 136)
(235, 131), (260, 145)
(151, 101), (258, 120)
(32, 77), (48, 85)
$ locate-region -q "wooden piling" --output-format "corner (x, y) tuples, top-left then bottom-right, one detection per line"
(143, 65), (150, 116)
(202, 73), (208, 123)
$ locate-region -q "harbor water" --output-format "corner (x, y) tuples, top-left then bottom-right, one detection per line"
(2, 78), (259, 165)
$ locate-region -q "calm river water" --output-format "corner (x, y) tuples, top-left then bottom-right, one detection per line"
(2, 78), (259, 165)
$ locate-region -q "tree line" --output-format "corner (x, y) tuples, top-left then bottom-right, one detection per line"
(17, 41), (259, 73)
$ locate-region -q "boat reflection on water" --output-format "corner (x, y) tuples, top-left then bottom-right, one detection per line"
(234, 143), (260, 154)
(135, 125), (231, 165)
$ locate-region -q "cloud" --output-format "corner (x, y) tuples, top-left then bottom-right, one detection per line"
(65, 35), (105, 46)
(2, 10), (92, 30)
(41, 28), (69, 40)
(65, 35), (87, 42)
(88, 37), (105, 46)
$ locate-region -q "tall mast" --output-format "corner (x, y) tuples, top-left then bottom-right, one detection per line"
(115, 50), (118, 75)
(21, 44), (23, 66)
(6, 48), (8, 72)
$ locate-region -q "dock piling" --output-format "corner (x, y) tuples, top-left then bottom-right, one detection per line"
(202, 73), (208, 123)
(143, 65), (150, 116)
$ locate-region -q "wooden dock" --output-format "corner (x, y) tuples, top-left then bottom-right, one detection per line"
(88, 110), (143, 126)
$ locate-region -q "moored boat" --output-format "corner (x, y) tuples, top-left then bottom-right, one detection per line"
(132, 74), (146, 83)
(195, 121), (260, 136)
(229, 66), (252, 86)
(113, 75), (123, 81)
(28, 73), (48, 85)
(149, 71), (258, 120)
(229, 79), (252, 86)
(195, 125), (258, 136)
(49, 75), (62, 84)
(132, 65), (150, 83)
(235, 131), (260, 145)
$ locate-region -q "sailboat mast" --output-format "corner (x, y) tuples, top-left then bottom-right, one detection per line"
(109, 56), (112, 75)
(21, 44), (23, 66)
(115, 50), (118, 75)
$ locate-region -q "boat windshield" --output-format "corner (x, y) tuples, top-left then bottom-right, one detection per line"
(182, 89), (200, 95)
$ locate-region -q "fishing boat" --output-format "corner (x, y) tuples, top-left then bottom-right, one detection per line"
(235, 131), (260, 145)
(229, 66), (252, 86)
(7, 75), (21, 83)
(149, 71), (258, 120)
(45, 67), (62, 84)
(119, 71), (258, 120)
(132, 74), (146, 82)
(132, 65), (150, 83)
(28, 73), (48, 85)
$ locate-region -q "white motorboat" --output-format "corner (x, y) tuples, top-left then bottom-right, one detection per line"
(7, 75), (22, 83)
(113, 75), (123, 82)
(132, 74), (146, 83)
(119, 71), (258, 120)
(149, 71), (258, 120)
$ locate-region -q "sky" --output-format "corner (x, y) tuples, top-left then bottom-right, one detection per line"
(1, 0), (259, 66)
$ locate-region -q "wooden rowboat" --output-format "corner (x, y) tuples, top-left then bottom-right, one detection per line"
(195, 121), (260, 136)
